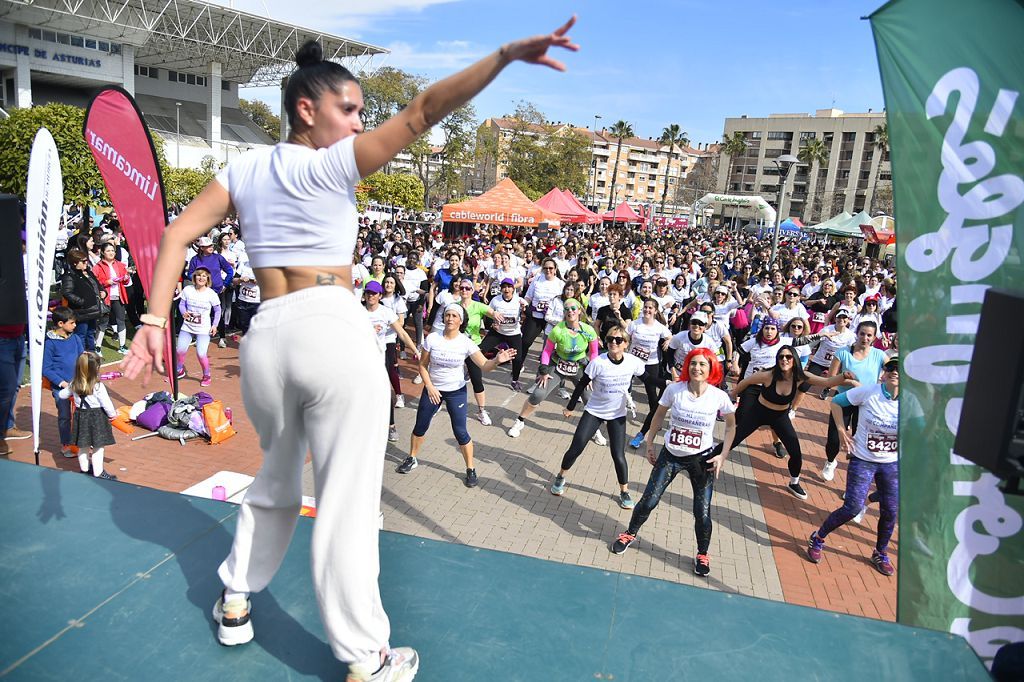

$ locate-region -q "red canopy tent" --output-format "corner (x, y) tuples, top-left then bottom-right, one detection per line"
(859, 216), (896, 245)
(442, 178), (560, 227)
(559, 190), (603, 224)
(535, 188), (602, 224)
(602, 201), (642, 223)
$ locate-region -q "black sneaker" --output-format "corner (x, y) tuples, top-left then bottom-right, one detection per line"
(395, 456), (418, 474)
(773, 441), (786, 459)
(610, 532), (636, 554)
(693, 553), (711, 577)
(98, 471), (118, 481)
(464, 468), (478, 488)
(788, 482), (808, 499)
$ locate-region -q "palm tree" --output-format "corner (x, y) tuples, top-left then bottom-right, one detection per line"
(658, 123), (689, 216)
(870, 122), (889, 213)
(607, 120), (634, 210)
(721, 131), (748, 226)
(872, 123), (888, 153)
(798, 136), (830, 222)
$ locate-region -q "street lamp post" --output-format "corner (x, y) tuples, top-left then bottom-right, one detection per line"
(770, 153), (800, 268)
(175, 101), (182, 167)
(590, 114), (602, 210)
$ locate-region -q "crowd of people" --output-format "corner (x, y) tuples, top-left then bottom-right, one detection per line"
(1, 21), (903, 681)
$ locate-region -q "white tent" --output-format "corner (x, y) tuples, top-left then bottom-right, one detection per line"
(694, 193), (777, 226)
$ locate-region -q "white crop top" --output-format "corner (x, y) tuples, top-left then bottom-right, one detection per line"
(215, 136), (361, 268)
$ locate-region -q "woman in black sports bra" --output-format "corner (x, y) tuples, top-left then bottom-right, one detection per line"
(728, 345), (855, 499)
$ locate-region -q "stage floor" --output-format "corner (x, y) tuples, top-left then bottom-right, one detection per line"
(0, 459), (985, 681)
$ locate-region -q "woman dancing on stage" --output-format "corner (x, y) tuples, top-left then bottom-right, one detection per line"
(122, 18), (578, 682)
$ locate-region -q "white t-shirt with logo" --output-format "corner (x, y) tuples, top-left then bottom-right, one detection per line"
(627, 319), (671, 366)
(179, 286), (222, 336)
(582, 353), (646, 420)
(430, 290), (457, 335)
(422, 332), (479, 392)
(525, 275), (564, 319)
(366, 304), (398, 350)
(489, 294), (523, 336)
(667, 331), (720, 370)
(659, 382), (736, 457)
(380, 295), (407, 343)
(740, 338), (794, 379)
(810, 326), (856, 368)
(770, 303), (809, 328)
(843, 383), (899, 464)
(402, 268), (428, 303)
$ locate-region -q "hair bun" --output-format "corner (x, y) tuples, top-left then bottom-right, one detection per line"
(295, 40), (324, 68)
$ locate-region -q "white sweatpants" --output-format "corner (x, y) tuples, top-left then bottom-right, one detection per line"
(218, 286), (391, 666)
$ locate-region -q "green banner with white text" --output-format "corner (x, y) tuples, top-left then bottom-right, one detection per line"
(870, 0), (1024, 664)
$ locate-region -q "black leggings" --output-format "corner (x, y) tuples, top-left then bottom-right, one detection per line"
(638, 363), (666, 434)
(731, 399), (804, 477)
(465, 356), (484, 395)
(385, 342), (401, 425)
(560, 411), (628, 484)
(826, 402), (859, 463)
(479, 330), (523, 374)
(519, 316), (546, 381)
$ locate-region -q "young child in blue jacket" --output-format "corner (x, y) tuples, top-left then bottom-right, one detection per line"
(42, 307), (84, 456)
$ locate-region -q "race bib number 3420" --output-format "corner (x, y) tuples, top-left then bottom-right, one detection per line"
(866, 433), (897, 455)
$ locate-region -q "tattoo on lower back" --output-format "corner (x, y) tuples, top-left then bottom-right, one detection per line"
(316, 273), (338, 286)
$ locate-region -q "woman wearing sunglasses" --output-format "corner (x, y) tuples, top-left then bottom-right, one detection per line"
(808, 356), (901, 576)
(729, 345), (855, 499)
(522, 258), (564, 370)
(769, 283), (810, 329)
(553, 323), (647, 508)
(455, 276), (502, 426)
(507, 298), (598, 438)
(610, 348), (736, 578)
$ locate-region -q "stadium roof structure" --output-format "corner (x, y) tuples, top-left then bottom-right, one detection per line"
(0, 0), (388, 86)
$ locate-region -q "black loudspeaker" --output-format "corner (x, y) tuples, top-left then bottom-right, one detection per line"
(954, 288), (1024, 484)
(0, 194), (27, 325)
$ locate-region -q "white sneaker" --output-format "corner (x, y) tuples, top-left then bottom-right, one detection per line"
(853, 505), (869, 524)
(212, 591), (254, 646)
(592, 430), (608, 446)
(347, 647), (419, 682)
(478, 409), (492, 426)
(558, 388), (571, 400)
(507, 419), (525, 438)
(789, 409), (797, 420)
(218, 338), (227, 348)
(394, 395), (405, 409)
(821, 460), (837, 481)
(412, 374), (423, 385)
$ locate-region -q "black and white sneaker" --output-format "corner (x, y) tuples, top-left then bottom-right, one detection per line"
(97, 471), (118, 481)
(610, 532), (636, 555)
(212, 590), (254, 646)
(772, 441), (786, 459)
(788, 482), (808, 499)
(395, 456), (418, 474)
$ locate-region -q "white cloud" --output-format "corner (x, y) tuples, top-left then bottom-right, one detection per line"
(381, 40), (487, 71)
(209, 0), (462, 36)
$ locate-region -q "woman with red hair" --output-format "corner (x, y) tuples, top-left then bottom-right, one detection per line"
(609, 347), (736, 578)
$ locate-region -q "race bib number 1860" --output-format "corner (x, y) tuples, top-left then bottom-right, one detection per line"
(668, 427), (703, 453)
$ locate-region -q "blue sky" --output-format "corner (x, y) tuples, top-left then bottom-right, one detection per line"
(220, 0), (887, 145)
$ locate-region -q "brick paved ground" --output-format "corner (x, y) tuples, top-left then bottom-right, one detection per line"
(6, 336), (896, 618)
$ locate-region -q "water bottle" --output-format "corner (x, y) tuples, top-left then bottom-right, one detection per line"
(212, 485), (227, 501)
(99, 371), (123, 380)
(224, 407), (233, 424)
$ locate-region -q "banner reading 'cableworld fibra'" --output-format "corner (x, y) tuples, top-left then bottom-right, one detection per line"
(870, 0), (1024, 665)
(25, 129), (63, 463)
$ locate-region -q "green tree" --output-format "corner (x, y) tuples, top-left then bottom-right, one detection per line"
(872, 182), (894, 215)
(541, 128), (590, 197)
(606, 119), (634, 209)
(163, 166), (215, 206)
(361, 171), (425, 210)
(798, 136), (830, 222)
(721, 131), (748, 193)
(872, 123), (888, 154)
(239, 98), (281, 142)
(658, 123), (689, 215)
(0, 102), (168, 206)
(359, 67), (426, 131)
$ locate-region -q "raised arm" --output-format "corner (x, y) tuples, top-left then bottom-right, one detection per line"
(353, 17), (578, 177)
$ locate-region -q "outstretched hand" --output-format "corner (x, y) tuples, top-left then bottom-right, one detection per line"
(121, 324), (166, 386)
(503, 16), (580, 72)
